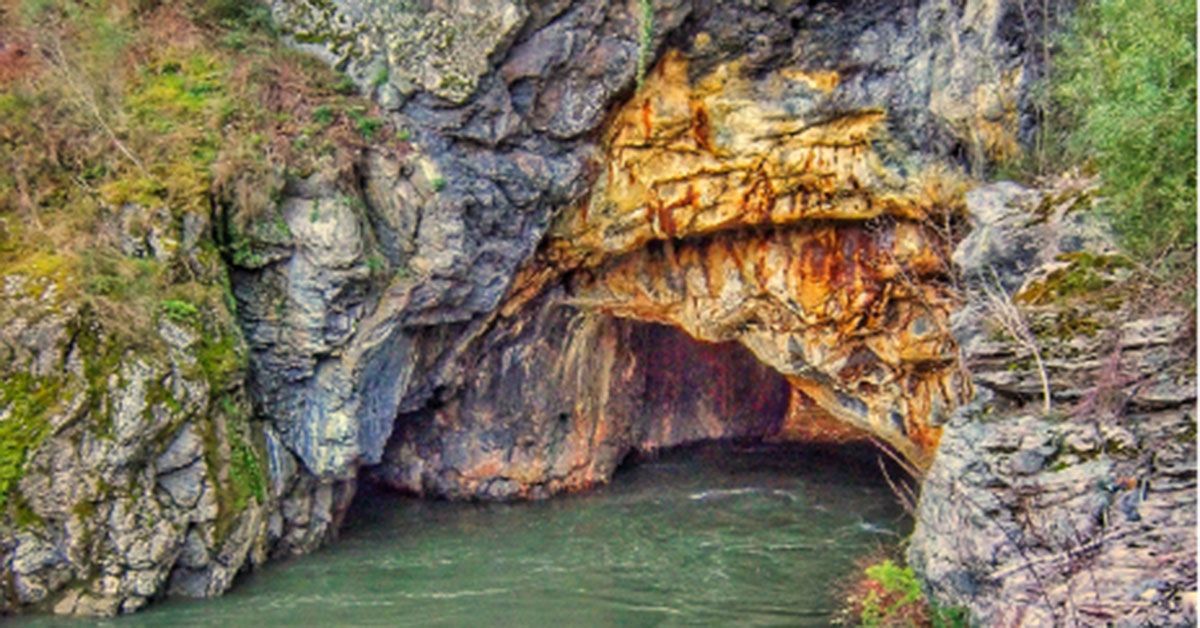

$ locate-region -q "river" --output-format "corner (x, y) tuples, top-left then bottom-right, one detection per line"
(18, 442), (909, 626)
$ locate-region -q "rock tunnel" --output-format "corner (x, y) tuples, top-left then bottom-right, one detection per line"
(367, 48), (970, 500)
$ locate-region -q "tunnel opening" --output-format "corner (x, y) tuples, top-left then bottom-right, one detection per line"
(363, 310), (907, 504)
(333, 299), (919, 624)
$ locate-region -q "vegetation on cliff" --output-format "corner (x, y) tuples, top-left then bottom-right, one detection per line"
(838, 558), (967, 627)
(0, 0), (397, 557)
(846, 0), (1197, 622)
(1023, 0), (1196, 282)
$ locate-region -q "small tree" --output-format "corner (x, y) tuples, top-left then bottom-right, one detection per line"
(1053, 0), (1197, 261)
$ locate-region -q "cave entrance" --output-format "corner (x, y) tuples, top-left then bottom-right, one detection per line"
(339, 314), (913, 622)
(371, 311), (894, 503)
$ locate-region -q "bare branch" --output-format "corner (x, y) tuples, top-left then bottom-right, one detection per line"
(980, 268), (1052, 414)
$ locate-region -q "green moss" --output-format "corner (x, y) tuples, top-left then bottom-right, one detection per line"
(635, 0), (655, 88)
(229, 430), (267, 510)
(71, 498), (96, 521)
(11, 492), (45, 530)
(0, 374), (63, 512)
(2, 252), (74, 299)
(195, 326), (246, 393)
(202, 394), (267, 544)
(371, 66), (390, 88)
(80, 254), (166, 324)
(1017, 252), (1132, 307)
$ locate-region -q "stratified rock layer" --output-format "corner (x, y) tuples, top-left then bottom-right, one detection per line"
(536, 49), (968, 465)
(908, 182), (1197, 626)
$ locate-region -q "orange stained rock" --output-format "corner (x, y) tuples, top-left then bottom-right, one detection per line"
(781, 68), (841, 94)
(548, 50), (965, 268)
(562, 221), (962, 466)
(528, 48), (971, 467)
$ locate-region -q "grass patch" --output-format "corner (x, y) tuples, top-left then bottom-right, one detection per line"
(160, 298), (200, 323)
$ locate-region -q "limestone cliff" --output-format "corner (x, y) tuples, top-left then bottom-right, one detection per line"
(1, 0), (1086, 618)
(908, 182), (1197, 625)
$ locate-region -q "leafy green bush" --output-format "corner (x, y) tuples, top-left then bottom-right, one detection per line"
(1053, 0), (1196, 259)
(160, 298), (200, 323)
(845, 559), (968, 627)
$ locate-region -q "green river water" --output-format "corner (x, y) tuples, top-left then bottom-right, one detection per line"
(19, 442), (909, 627)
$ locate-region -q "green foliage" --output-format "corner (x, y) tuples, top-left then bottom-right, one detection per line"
(1053, 0), (1196, 258)
(225, 224), (267, 268)
(160, 298), (200, 323)
(366, 254), (385, 274)
(82, 254), (163, 305)
(349, 109), (383, 140)
(371, 66), (390, 88)
(431, 176), (447, 192)
(332, 74), (357, 95)
(855, 560), (969, 628)
(860, 560), (924, 626)
(312, 104), (335, 127)
(195, 0), (275, 34)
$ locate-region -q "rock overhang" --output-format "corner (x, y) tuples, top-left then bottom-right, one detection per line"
(529, 49), (972, 466)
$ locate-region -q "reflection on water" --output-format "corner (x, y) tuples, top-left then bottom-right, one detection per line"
(19, 442), (909, 627)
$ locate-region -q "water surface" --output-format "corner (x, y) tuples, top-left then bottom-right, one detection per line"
(22, 442), (909, 626)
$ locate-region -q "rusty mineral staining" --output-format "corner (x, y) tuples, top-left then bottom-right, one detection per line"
(539, 50), (971, 466)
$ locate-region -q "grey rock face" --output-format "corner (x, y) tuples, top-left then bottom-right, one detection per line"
(241, 0), (1044, 489)
(0, 196), (273, 615)
(908, 182), (1197, 626)
(242, 0), (696, 480)
(911, 392), (1196, 626)
(953, 181), (1116, 293)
